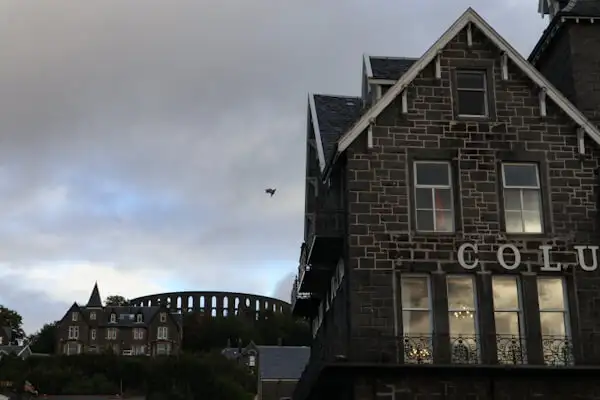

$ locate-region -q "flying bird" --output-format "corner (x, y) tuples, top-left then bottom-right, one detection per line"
(265, 188), (276, 197)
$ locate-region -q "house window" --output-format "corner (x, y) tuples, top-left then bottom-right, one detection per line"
(248, 355), (256, 367)
(455, 70), (488, 117)
(160, 312), (167, 322)
(492, 276), (526, 364)
(133, 345), (146, 355)
(157, 326), (169, 340)
(136, 313), (143, 323)
(447, 275), (478, 363)
(72, 312), (79, 322)
(90, 311), (96, 320)
(106, 328), (117, 340)
(133, 328), (145, 340)
(64, 342), (81, 355)
(502, 163), (542, 233)
(110, 313), (117, 323)
(91, 329), (96, 340)
(156, 342), (171, 355)
(413, 161), (454, 232)
(537, 277), (573, 365)
(68, 326), (79, 340)
(400, 275), (432, 363)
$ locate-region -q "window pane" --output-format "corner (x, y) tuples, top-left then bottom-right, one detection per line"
(415, 188), (432, 209)
(537, 278), (565, 310)
(540, 312), (566, 335)
(401, 277), (430, 309)
(416, 210), (434, 231)
(447, 276), (475, 309)
(403, 310), (431, 334)
(522, 189), (541, 211)
(456, 71), (485, 89)
(505, 211), (524, 233)
(415, 163), (450, 186)
(492, 277), (519, 310)
(457, 91), (486, 116)
(434, 188), (452, 210)
(504, 189), (521, 211)
(449, 312), (476, 335)
(435, 210), (454, 232)
(503, 164), (539, 187)
(523, 211), (542, 233)
(494, 312), (521, 335)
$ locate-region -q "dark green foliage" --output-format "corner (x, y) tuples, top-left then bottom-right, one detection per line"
(28, 321), (58, 354)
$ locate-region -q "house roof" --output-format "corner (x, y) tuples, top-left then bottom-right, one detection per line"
(0, 345), (30, 357)
(366, 56), (418, 80)
(256, 346), (309, 380)
(334, 7), (600, 162)
(87, 282), (102, 308)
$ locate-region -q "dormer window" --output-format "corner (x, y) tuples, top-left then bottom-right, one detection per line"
(248, 355), (256, 367)
(159, 312), (167, 322)
(90, 311), (96, 320)
(110, 313), (117, 323)
(136, 313), (143, 323)
(72, 312), (79, 322)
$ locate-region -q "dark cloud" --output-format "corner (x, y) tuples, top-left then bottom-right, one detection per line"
(0, 0), (547, 332)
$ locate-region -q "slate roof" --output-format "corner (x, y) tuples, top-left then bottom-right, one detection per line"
(312, 95), (363, 162)
(368, 56), (418, 80)
(87, 282), (102, 308)
(0, 345), (29, 356)
(561, 0), (600, 16)
(256, 346), (309, 380)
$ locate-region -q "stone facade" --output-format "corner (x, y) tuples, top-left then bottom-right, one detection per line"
(292, 5), (600, 400)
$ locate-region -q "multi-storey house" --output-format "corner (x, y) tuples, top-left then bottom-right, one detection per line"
(56, 283), (182, 356)
(291, 1), (600, 398)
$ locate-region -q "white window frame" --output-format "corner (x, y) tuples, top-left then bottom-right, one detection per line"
(65, 342), (81, 355)
(72, 312), (79, 322)
(160, 313), (167, 322)
(501, 162), (543, 233)
(136, 314), (143, 323)
(492, 275), (526, 363)
(455, 70), (488, 117)
(156, 342), (171, 355)
(110, 313), (117, 323)
(68, 326), (79, 340)
(133, 328), (145, 340)
(107, 328), (117, 340)
(537, 276), (570, 338)
(413, 161), (454, 233)
(90, 311), (96, 320)
(157, 326), (169, 340)
(91, 329), (96, 340)
(400, 274), (433, 336)
(446, 275), (479, 363)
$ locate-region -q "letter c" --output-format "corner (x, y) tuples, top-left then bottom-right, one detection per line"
(458, 243), (479, 270)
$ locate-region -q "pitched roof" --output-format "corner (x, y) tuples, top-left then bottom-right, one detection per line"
(86, 283), (102, 308)
(335, 7), (600, 159)
(256, 346), (309, 380)
(560, 0), (600, 16)
(367, 56), (418, 80)
(309, 94), (363, 166)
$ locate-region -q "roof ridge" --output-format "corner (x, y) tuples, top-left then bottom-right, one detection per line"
(311, 93), (361, 100)
(369, 55), (420, 61)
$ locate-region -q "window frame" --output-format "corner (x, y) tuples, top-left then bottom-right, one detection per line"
(537, 276), (571, 338)
(491, 275), (527, 364)
(91, 329), (96, 340)
(107, 328), (117, 340)
(157, 326), (169, 340)
(136, 313), (143, 323)
(133, 328), (145, 340)
(68, 326), (79, 340)
(110, 313), (117, 323)
(72, 312), (79, 322)
(413, 161), (455, 233)
(400, 274), (433, 336)
(446, 275), (480, 363)
(90, 311), (96, 320)
(454, 70), (489, 117)
(501, 162), (543, 234)
(160, 312), (167, 323)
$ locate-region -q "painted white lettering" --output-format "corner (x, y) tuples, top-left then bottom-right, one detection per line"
(539, 245), (561, 272)
(574, 245), (599, 271)
(497, 244), (521, 270)
(458, 243), (479, 270)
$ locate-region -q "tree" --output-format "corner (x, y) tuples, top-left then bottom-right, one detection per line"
(0, 305), (25, 342)
(105, 295), (129, 306)
(29, 321), (58, 354)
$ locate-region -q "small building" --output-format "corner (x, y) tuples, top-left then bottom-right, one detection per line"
(0, 327), (32, 359)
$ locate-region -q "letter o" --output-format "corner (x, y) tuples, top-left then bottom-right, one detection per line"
(458, 243), (479, 270)
(497, 244), (521, 270)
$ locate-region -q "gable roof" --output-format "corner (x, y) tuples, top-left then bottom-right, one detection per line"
(335, 7), (600, 160)
(256, 346), (309, 380)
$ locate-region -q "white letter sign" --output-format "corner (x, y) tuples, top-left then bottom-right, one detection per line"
(497, 244), (521, 270)
(574, 245), (599, 271)
(539, 245), (561, 272)
(458, 243), (479, 270)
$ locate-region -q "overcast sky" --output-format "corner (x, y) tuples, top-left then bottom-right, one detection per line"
(0, 0), (548, 333)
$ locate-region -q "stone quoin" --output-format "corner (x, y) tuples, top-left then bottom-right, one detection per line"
(457, 242), (600, 271)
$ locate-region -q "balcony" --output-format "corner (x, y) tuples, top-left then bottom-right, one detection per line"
(291, 276), (319, 317)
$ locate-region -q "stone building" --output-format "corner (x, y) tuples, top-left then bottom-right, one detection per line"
(56, 284), (182, 356)
(291, 1), (600, 398)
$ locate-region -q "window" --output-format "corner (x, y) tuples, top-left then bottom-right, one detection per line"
(106, 328), (117, 340)
(537, 277), (573, 365)
(133, 345), (146, 355)
(400, 275), (432, 363)
(455, 70), (488, 116)
(64, 342), (81, 355)
(72, 312), (79, 322)
(447, 276), (478, 363)
(90, 311), (96, 320)
(133, 328), (145, 340)
(136, 313), (143, 323)
(157, 326), (169, 340)
(156, 342), (171, 355)
(248, 355), (256, 367)
(110, 313), (117, 323)
(91, 329), (96, 340)
(160, 312), (167, 322)
(68, 326), (79, 340)
(492, 276), (526, 364)
(413, 161), (454, 232)
(502, 163), (542, 233)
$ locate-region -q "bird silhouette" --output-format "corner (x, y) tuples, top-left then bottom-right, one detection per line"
(265, 188), (276, 197)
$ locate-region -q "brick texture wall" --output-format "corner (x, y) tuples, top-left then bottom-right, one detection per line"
(344, 23), (600, 358)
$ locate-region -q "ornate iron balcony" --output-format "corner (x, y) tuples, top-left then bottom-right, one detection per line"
(496, 335), (527, 365)
(450, 335), (480, 364)
(403, 335), (434, 364)
(542, 335), (574, 366)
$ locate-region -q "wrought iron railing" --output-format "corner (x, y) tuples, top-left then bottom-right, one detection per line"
(305, 209), (345, 245)
(290, 277), (311, 310)
(542, 335), (574, 366)
(403, 335), (434, 364)
(496, 335), (527, 365)
(450, 335), (480, 364)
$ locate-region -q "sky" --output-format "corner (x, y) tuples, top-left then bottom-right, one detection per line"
(0, 0), (549, 333)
